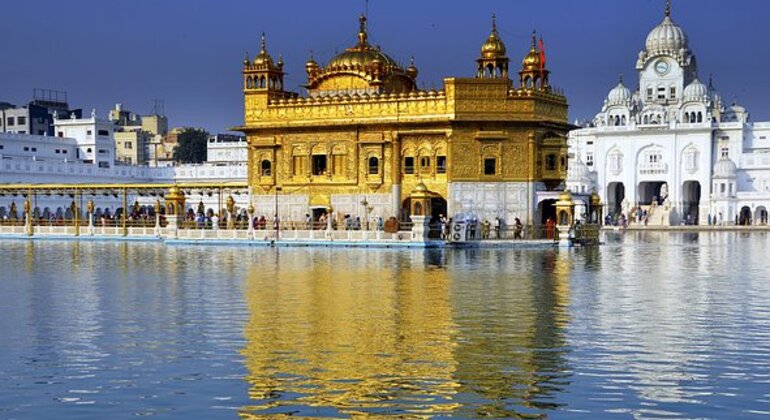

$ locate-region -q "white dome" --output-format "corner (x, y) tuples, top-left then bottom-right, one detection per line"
(607, 80), (631, 104)
(684, 78), (708, 101)
(713, 156), (737, 178)
(645, 15), (688, 53)
(568, 155), (591, 182)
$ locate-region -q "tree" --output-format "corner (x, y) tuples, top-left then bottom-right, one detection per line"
(172, 127), (209, 163)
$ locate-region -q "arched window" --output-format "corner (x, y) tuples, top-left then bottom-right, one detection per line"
(614, 115), (620, 126)
(684, 112), (689, 123)
(368, 156), (379, 175)
(414, 202), (423, 216)
(545, 154), (557, 171)
(697, 112), (703, 123)
(246, 76), (253, 89)
(261, 160), (271, 176)
(643, 115), (649, 124)
(621, 116), (626, 125)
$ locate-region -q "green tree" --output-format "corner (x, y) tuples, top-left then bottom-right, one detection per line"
(172, 127), (209, 163)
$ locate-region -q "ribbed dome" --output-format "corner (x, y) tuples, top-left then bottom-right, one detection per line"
(568, 156), (591, 182)
(607, 80), (632, 104)
(684, 78), (708, 101)
(326, 15), (401, 70)
(328, 48), (398, 69)
(713, 156), (737, 178)
(645, 15), (688, 53)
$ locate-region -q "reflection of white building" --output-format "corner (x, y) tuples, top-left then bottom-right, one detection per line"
(568, 3), (770, 225)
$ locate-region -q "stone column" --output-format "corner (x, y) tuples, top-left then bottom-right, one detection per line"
(247, 203), (255, 240)
(410, 215), (431, 242)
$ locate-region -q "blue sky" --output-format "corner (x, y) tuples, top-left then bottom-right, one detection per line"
(1, 0), (768, 132)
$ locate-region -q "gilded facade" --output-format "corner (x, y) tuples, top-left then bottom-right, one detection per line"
(237, 15), (570, 226)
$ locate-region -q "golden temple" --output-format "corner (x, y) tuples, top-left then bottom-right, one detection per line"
(237, 15), (570, 226)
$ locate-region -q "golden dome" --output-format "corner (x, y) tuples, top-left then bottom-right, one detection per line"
(307, 14), (416, 93)
(413, 182), (428, 193)
(166, 185), (185, 201)
(590, 190), (601, 206)
(481, 15), (506, 59)
(521, 31), (541, 71)
(327, 48), (398, 70)
(253, 33), (274, 66)
(406, 56), (418, 78)
(557, 189), (572, 203)
(305, 51), (318, 73)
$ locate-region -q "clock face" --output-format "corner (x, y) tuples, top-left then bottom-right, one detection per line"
(655, 60), (669, 75)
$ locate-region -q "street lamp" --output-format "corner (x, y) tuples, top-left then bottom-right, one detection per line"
(274, 186), (282, 239)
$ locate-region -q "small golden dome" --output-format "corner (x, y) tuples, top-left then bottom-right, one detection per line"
(414, 182), (428, 193)
(557, 189), (572, 202)
(166, 185), (185, 201)
(590, 190), (601, 206)
(521, 31), (541, 70)
(406, 56), (418, 78)
(481, 15), (506, 59)
(253, 33), (274, 66)
(305, 51), (318, 73)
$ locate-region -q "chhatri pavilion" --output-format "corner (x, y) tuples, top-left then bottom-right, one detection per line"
(237, 15), (570, 226)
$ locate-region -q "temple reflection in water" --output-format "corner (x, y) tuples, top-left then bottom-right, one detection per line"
(239, 249), (572, 417)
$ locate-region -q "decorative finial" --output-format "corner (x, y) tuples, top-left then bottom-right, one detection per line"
(410, 56), (415, 66)
(278, 53), (283, 66)
(619, 74), (623, 85)
(532, 30), (537, 49)
(492, 13), (497, 34)
(708, 73), (714, 88)
(260, 32), (267, 53)
(309, 49), (314, 60)
(244, 51), (250, 65)
(665, 0), (671, 17)
(358, 14), (368, 46)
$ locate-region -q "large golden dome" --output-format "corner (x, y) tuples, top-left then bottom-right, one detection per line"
(327, 47), (399, 70)
(306, 14), (416, 94)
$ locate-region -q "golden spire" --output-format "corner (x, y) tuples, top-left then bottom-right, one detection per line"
(358, 14), (369, 47)
(531, 29), (537, 49)
(243, 51), (250, 66)
(260, 32), (267, 55)
(491, 13), (497, 34)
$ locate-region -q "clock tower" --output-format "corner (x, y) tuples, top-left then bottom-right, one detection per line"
(635, 0), (696, 109)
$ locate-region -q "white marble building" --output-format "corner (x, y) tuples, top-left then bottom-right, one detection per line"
(568, 3), (770, 225)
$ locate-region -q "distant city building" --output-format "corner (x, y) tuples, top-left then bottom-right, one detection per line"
(1, 90), (80, 136)
(207, 134), (247, 164)
(54, 110), (116, 168)
(109, 103), (169, 166)
(568, 3), (770, 226)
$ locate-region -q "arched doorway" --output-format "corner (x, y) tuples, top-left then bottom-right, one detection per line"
(739, 206), (752, 225)
(638, 181), (666, 206)
(539, 199), (557, 225)
(682, 181), (701, 225)
(607, 182), (625, 217)
(755, 206), (768, 225)
(430, 197), (447, 221)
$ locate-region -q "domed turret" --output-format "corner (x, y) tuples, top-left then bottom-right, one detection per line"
(645, 1), (688, 53)
(476, 14), (509, 79)
(518, 30), (549, 90)
(481, 14), (506, 59)
(713, 156), (737, 179)
(406, 56), (418, 79)
(607, 76), (632, 104)
(305, 51), (319, 75)
(253, 33), (274, 66)
(684, 78), (708, 101)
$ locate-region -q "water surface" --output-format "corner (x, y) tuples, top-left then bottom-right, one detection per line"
(1, 233), (769, 418)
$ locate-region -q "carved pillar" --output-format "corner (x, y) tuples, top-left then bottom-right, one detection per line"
(391, 135), (402, 219)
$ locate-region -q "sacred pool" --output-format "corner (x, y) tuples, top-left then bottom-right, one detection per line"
(1, 232), (769, 418)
